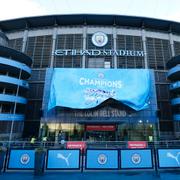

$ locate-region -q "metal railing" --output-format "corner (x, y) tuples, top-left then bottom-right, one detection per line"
(0, 140), (180, 149)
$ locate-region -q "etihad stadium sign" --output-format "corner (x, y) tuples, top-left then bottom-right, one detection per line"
(54, 49), (144, 57)
(54, 32), (144, 57)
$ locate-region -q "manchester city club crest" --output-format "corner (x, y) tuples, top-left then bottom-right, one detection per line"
(97, 154), (107, 165)
(98, 72), (105, 79)
(20, 154), (30, 165)
(131, 153), (141, 165)
(92, 32), (108, 47)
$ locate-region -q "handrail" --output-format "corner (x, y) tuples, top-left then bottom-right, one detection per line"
(0, 140), (180, 149)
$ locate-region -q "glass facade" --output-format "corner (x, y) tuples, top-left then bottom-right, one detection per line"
(117, 35), (144, 68)
(39, 122), (155, 142)
(9, 38), (23, 52)
(25, 36), (52, 68)
(54, 34), (83, 68)
(154, 71), (173, 133)
(146, 37), (171, 70)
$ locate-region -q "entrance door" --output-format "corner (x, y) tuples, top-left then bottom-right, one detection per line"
(85, 125), (116, 141)
(86, 131), (115, 141)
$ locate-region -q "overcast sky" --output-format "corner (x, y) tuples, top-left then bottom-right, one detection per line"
(0, 0), (180, 22)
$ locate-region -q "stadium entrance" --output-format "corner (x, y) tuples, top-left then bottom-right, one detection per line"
(40, 68), (159, 142)
(39, 122), (156, 142)
(85, 125), (116, 141)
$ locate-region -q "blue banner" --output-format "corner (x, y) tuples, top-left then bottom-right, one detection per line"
(48, 68), (150, 111)
(121, 149), (153, 169)
(86, 149), (118, 169)
(158, 149), (180, 168)
(8, 149), (35, 169)
(47, 150), (80, 169)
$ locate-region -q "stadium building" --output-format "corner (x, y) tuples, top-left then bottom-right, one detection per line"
(0, 31), (31, 140)
(0, 14), (180, 142)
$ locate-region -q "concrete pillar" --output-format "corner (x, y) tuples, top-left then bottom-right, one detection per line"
(50, 27), (57, 68)
(141, 29), (148, 69)
(22, 29), (28, 53)
(113, 27), (117, 69)
(169, 33), (175, 57)
(82, 26), (87, 68)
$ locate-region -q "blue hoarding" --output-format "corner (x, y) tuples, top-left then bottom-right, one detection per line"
(86, 149), (118, 169)
(48, 68), (150, 111)
(158, 149), (180, 168)
(47, 149), (80, 169)
(121, 149), (153, 169)
(8, 149), (35, 169)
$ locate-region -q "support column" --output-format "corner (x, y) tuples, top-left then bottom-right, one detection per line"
(22, 29), (28, 53)
(0, 87), (5, 113)
(169, 32), (175, 57)
(9, 68), (22, 142)
(141, 29), (148, 69)
(82, 26), (87, 68)
(113, 27), (117, 69)
(50, 27), (57, 68)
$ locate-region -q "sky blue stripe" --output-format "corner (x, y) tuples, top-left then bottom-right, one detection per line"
(167, 65), (180, 77)
(171, 97), (180, 105)
(0, 57), (31, 74)
(0, 94), (27, 104)
(173, 114), (180, 121)
(170, 81), (180, 90)
(0, 75), (29, 88)
(0, 113), (24, 121)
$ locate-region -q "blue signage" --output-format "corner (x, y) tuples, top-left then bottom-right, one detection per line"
(158, 149), (180, 168)
(86, 149), (118, 169)
(8, 149), (35, 169)
(47, 149), (80, 169)
(48, 68), (150, 111)
(121, 149), (153, 169)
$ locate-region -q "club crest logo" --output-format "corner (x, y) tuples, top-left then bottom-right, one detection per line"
(92, 32), (108, 47)
(20, 154), (30, 165)
(97, 154), (107, 165)
(131, 153), (141, 164)
(98, 72), (104, 79)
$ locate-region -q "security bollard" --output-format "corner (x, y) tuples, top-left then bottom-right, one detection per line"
(34, 148), (46, 175)
(0, 147), (6, 173)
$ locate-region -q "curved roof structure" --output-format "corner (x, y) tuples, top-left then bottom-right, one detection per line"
(0, 45), (32, 66)
(1, 14), (180, 33)
(0, 32), (8, 41)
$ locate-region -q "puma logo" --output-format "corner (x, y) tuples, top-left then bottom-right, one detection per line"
(167, 152), (180, 165)
(57, 153), (72, 166)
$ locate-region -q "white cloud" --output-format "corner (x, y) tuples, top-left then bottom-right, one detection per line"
(0, 0), (180, 23)
(165, 12), (180, 22)
(0, 0), (46, 20)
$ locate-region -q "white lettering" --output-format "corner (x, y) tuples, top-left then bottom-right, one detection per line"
(54, 49), (64, 56)
(91, 50), (101, 56)
(79, 78), (123, 89)
(54, 49), (144, 57)
(136, 51), (144, 57)
(79, 77), (85, 85)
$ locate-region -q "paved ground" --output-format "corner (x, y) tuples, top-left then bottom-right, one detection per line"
(0, 172), (180, 180)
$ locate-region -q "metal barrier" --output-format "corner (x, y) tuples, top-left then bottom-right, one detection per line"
(0, 140), (180, 174)
(0, 140), (180, 149)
